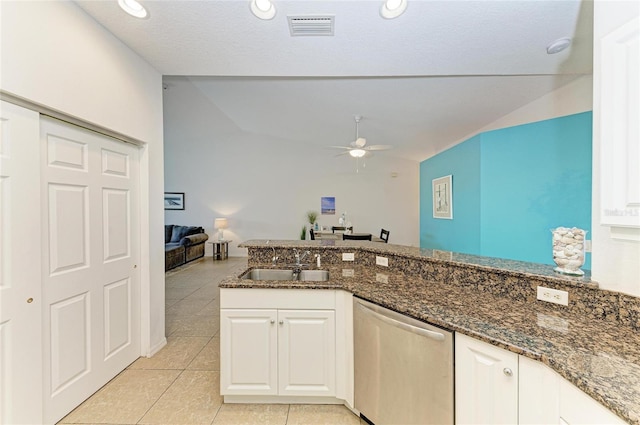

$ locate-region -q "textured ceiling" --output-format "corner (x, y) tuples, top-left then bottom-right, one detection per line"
(76, 0), (594, 160)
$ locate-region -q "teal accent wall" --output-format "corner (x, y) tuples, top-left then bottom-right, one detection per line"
(420, 135), (481, 253)
(420, 112), (592, 268)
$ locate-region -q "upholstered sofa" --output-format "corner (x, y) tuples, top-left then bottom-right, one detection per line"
(165, 225), (209, 271)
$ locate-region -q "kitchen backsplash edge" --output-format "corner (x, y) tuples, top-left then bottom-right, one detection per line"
(243, 242), (640, 331)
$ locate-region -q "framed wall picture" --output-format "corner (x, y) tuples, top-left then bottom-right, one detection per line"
(164, 192), (185, 210)
(321, 196), (336, 215)
(432, 175), (452, 219)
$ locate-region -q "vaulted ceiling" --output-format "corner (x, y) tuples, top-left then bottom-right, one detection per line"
(76, 0), (593, 160)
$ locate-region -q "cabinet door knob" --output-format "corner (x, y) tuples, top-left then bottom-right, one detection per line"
(503, 368), (513, 376)
(279, 320), (284, 325)
(270, 320), (275, 324)
(27, 297), (34, 304)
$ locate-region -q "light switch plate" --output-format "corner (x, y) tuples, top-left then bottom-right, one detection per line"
(536, 286), (569, 306)
(342, 253), (355, 261)
(376, 256), (389, 267)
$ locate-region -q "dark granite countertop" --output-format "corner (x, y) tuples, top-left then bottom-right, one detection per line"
(221, 260), (640, 424)
(239, 239), (597, 288)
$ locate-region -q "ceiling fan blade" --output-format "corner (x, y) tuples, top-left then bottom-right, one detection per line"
(327, 146), (352, 150)
(334, 151), (351, 157)
(364, 144), (392, 151)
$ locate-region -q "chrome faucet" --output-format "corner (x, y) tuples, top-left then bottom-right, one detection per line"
(266, 240), (278, 266)
(293, 249), (310, 266)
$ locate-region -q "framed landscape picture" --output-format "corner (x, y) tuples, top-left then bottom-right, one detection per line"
(432, 175), (452, 219)
(321, 197), (335, 215)
(164, 192), (185, 210)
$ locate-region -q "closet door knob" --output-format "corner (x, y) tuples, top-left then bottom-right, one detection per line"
(503, 368), (513, 377)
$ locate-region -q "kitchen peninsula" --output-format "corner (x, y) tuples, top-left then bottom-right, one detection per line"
(220, 240), (640, 424)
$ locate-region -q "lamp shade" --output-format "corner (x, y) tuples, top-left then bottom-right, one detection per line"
(214, 218), (228, 229)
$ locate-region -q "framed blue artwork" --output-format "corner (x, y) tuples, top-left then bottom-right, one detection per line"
(321, 197), (335, 215)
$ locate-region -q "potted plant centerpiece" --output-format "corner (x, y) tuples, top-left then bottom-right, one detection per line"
(307, 210), (318, 231)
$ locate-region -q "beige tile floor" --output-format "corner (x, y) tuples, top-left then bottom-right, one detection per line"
(59, 257), (364, 425)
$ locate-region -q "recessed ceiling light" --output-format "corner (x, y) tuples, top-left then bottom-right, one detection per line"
(251, 0), (276, 20)
(380, 0), (407, 19)
(118, 0), (148, 19)
(546, 37), (572, 54)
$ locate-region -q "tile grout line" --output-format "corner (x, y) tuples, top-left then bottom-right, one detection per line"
(134, 369), (185, 425)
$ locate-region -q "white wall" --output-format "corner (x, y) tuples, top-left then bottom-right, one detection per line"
(591, 0), (640, 297)
(1, 1), (166, 353)
(441, 75), (593, 155)
(163, 77), (419, 256)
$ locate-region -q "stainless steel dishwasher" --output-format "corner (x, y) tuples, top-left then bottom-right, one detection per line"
(354, 297), (454, 425)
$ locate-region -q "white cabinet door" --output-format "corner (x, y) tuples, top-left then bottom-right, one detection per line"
(220, 309), (278, 395)
(559, 379), (627, 425)
(278, 310), (336, 396)
(455, 333), (518, 425)
(519, 356), (560, 425)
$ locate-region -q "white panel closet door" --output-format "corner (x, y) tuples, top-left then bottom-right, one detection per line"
(0, 101), (43, 424)
(40, 117), (140, 424)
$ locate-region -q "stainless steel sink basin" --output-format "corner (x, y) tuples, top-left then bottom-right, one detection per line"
(241, 269), (295, 281)
(240, 268), (329, 282)
(298, 270), (330, 281)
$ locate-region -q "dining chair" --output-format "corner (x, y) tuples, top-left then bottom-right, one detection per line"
(380, 228), (390, 243)
(309, 228), (315, 240)
(343, 233), (372, 241)
(332, 226), (354, 233)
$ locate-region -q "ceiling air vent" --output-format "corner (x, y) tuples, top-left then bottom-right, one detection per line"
(288, 15), (335, 37)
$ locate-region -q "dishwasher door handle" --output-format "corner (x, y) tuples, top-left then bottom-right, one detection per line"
(357, 302), (445, 342)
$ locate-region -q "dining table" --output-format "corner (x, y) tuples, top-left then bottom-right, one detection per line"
(314, 231), (384, 243)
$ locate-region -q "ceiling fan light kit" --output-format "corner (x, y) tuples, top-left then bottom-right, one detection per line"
(349, 149), (366, 158)
(328, 115), (392, 163)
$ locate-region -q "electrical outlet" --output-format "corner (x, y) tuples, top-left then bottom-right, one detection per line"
(537, 286), (569, 306)
(376, 256), (389, 267)
(342, 253), (355, 261)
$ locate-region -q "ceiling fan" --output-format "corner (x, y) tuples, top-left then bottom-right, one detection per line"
(329, 115), (392, 158)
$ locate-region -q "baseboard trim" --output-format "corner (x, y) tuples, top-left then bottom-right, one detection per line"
(223, 395), (345, 404)
(148, 337), (167, 357)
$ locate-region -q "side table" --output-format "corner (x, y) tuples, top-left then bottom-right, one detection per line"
(209, 240), (231, 261)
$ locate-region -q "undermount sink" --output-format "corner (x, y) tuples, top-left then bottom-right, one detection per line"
(297, 270), (330, 281)
(240, 268), (330, 282)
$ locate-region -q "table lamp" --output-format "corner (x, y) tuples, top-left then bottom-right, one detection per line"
(214, 218), (228, 241)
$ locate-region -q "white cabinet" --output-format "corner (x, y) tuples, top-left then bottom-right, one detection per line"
(457, 334), (628, 425)
(220, 309), (278, 395)
(220, 289), (343, 400)
(455, 333), (519, 425)
(518, 355), (560, 424)
(559, 379), (627, 425)
(278, 310), (335, 396)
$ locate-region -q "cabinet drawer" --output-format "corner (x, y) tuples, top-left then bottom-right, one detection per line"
(221, 288), (336, 309)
